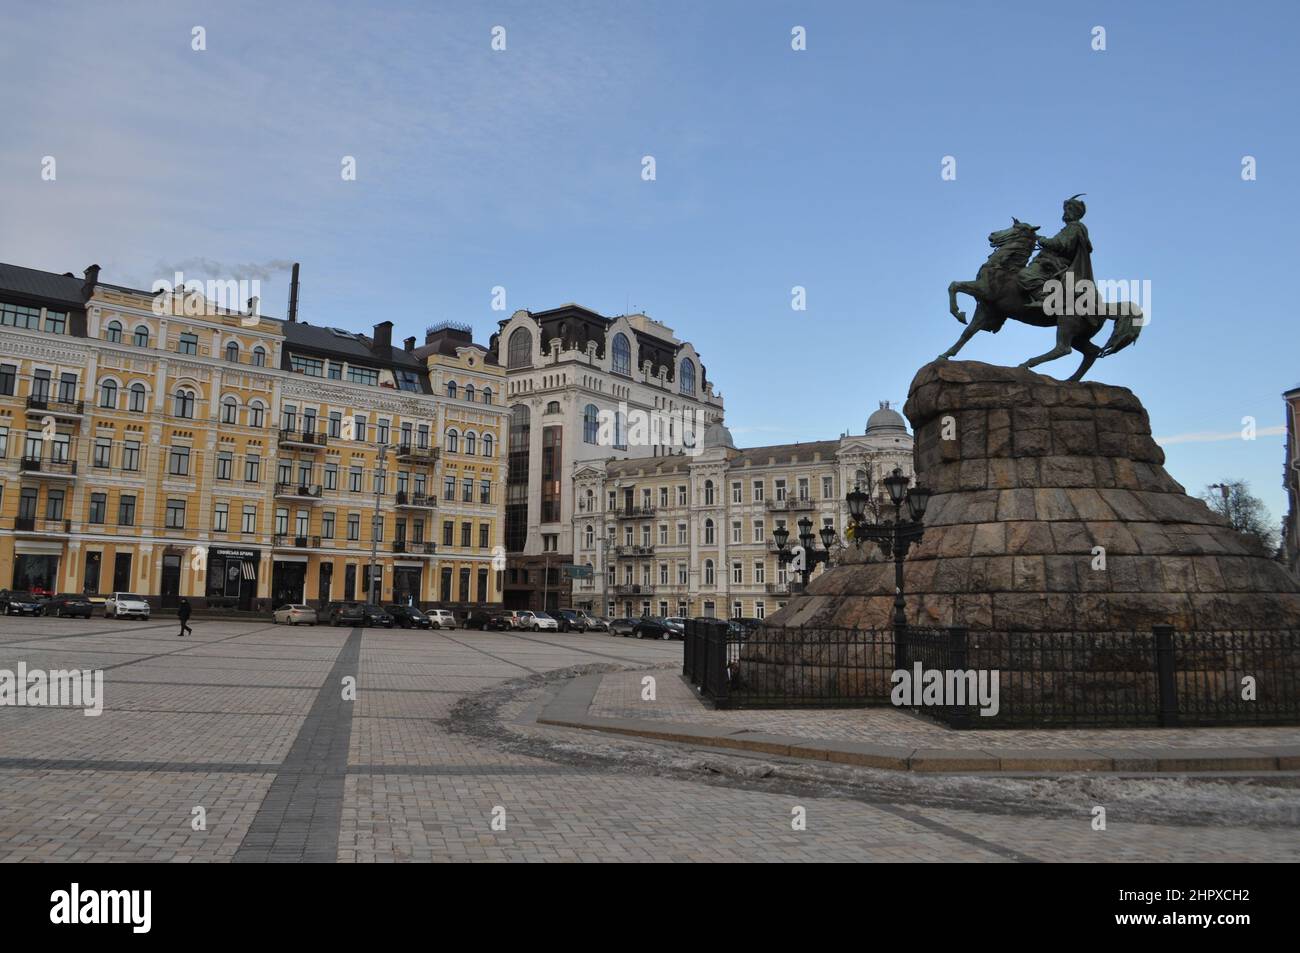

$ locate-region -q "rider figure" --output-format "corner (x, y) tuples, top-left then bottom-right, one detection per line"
(1018, 194), (1093, 307)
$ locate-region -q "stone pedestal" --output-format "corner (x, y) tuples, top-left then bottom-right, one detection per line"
(772, 360), (1300, 633)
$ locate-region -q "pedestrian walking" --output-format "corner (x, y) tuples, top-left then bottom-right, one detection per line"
(177, 598), (193, 637)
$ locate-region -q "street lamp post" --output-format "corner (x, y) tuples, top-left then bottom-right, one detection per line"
(845, 467), (931, 630)
(772, 517), (839, 589)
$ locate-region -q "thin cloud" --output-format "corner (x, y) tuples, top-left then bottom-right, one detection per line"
(1157, 426), (1284, 445)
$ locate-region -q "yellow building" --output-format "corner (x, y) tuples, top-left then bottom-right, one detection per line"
(0, 261), (506, 614)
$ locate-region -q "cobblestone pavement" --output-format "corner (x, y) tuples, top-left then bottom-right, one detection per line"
(1, 618), (1296, 862)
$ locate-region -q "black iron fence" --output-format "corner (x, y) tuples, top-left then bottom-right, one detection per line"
(681, 620), (1300, 728)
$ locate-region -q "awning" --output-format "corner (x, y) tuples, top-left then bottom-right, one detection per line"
(241, 561), (257, 580)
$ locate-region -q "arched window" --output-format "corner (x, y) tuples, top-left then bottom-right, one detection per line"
(133, 326), (149, 347)
(446, 428), (459, 453)
(447, 381), (457, 399)
(248, 401), (265, 428)
(704, 519), (715, 545)
(221, 396), (238, 424)
(252, 346), (266, 367)
(508, 327), (532, 368)
(704, 480), (715, 505)
(482, 387), (492, 404)
(704, 559), (715, 586)
(129, 383), (147, 412)
(482, 433), (494, 457)
(105, 321), (123, 344)
(584, 525), (594, 549)
(225, 341), (240, 363)
(174, 389), (196, 419)
(679, 358), (696, 396)
(611, 332), (631, 376)
(583, 404), (599, 444)
(614, 411), (627, 450)
(546, 400), (560, 414)
(464, 431), (477, 456)
(99, 379), (118, 409)
(465, 384), (475, 402)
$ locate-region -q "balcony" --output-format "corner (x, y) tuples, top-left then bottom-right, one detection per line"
(614, 584), (655, 595)
(614, 545), (655, 557)
(765, 498), (815, 512)
(25, 395), (85, 419)
(13, 517), (71, 534)
(395, 491), (436, 510)
(274, 482), (324, 500)
(19, 457), (78, 479)
(277, 428), (328, 450)
(395, 443), (439, 465)
(393, 540), (436, 555)
(273, 534), (321, 549)
(614, 505), (656, 519)
(765, 582), (791, 595)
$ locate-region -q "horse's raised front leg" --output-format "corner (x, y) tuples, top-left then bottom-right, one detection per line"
(948, 280), (980, 324)
(937, 305), (991, 361)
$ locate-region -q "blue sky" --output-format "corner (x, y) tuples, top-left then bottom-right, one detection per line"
(2, 1), (1296, 522)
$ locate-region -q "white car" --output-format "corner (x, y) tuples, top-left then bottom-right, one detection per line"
(274, 604), (318, 625)
(427, 609), (458, 630)
(518, 611), (559, 631)
(105, 592), (151, 619)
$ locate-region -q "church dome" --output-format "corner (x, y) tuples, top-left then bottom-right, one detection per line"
(866, 401), (908, 435)
(702, 419), (736, 450)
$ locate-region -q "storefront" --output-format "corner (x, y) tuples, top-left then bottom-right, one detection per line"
(392, 563), (423, 606)
(271, 556), (307, 606)
(11, 547), (61, 594)
(206, 547), (260, 610)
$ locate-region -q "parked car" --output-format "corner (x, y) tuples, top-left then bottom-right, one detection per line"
(385, 604), (432, 629)
(517, 610), (559, 631)
(105, 592), (151, 619)
(632, 617), (676, 640)
(663, 617), (687, 636)
(462, 609), (496, 630)
(580, 613), (609, 632)
(273, 604), (318, 625)
(556, 609), (602, 632)
(483, 613), (514, 631)
(45, 593), (94, 618)
(1, 590), (45, 616)
(426, 608), (458, 630)
(608, 617), (639, 637)
(362, 604), (394, 628)
(327, 602), (367, 627)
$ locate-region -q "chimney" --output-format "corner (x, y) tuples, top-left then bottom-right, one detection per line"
(81, 264), (101, 299)
(372, 320), (393, 354)
(287, 262), (300, 322)
(403, 336), (416, 352)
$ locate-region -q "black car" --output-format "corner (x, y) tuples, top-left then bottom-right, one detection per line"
(483, 613), (514, 631)
(462, 609), (495, 630)
(45, 593), (94, 618)
(555, 609), (585, 632)
(0, 590), (44, 616)
(609, 617), (639, 637)
(385, 604), (432, 629)
(362, 604), (394, 628)
(327, 602), (367, 627)
(632, 617), (676, 641)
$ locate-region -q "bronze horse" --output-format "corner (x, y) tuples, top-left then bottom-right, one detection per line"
(937, 220), (1141, 381)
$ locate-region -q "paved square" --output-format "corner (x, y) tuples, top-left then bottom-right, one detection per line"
(1, 616), (1296, 862)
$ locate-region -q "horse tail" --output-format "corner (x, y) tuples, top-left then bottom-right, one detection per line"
(1099, 308), (1143, 358)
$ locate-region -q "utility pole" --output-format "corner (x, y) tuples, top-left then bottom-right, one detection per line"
(542, 552), (551, 613)
(368, 444), (390, 605)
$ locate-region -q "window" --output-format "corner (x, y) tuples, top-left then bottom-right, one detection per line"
(731, 482), (742, 503)
(582, 404), (599, 444)
(221, 397), (238, 424)
(704, 560), (715, 586)
(677, 564), (688, 585)
(93, 438), (111, 468)
(99, 379), (118, 408)
(752, 480), (764, 502)
(704, 519), (715, 545)
(2, 303), (41, 329)
(677, 485), (687, 506)
(482, 387), (492, 404)
(823, 476), (834, 499)
(252, 346), (266, 367)
(105, 320), (123, 343)
(123, 441), (141, 472)
(445, 429), (459, 453)
(732, 601), (743, 619)
(324, 464), (338, 490)
(245, 454), (261, 482)
(213, 502), (228, 532)
(0, 364), (15, 396)
(443, 521), (454, 546)
(275, 508), (289, 535)
(328, 361), (343, 380)
(347, 514), (360, 540)
(89, 493), (106, 524)
(775, 479), (787, 502)
(165, 499), (187, 529)
(677, 522), (687, 544)
(679, 358), (696, 395)
(129, 383), (147, 412)
(480, 480), (491, 504)
(133, 326), (149, 347)
(347, 365), (379, 386)
(168, 446), (190, 476)
(732, 562), (743, 584)
(659, 486), (669, 508)
(507, 327), (532, 368)
(482, 434), (494, 457)
(753, 520), (765, 543)
(464, 384), (475, 402)
(290, 355), (324, 377)
(178, 332), (198, 355)
(465, 432), (476, 455)
(242, 506), (257, 533)
(755, 562), (766, 584)
(118, 495), (137, 526)
(479, 523), (489, 548)
(328, 412), (342, 438)
(174, 390), (195, 418)
(322, 512), (335, 539)
(704, 480), (715, 506)
(611, 332), (631, 376)
(45, 311), (66, 334)
(447, 381), (457, 399)
(349, 468), (362, 493)
(756, 601), (766, 620)
(461, 522), (471, 547)
(353, 415), (366, 442)
(225, 342), (240, 362)
(798, 477), (809, 501)
(658, 524), (668, 545)
(216, 452), (232, 480)
(613, 411), (626, 450)
(444, 476), (456, 501)
(731, 521), (741, 543)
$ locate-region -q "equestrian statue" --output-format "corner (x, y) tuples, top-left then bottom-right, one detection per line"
(937, 195), (1143, 381)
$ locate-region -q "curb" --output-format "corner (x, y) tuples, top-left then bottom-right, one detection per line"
(535, 675), (1300, 774)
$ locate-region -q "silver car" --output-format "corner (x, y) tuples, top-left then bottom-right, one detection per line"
(105, 592), (151, 619)
(274, 604), (318, 625)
